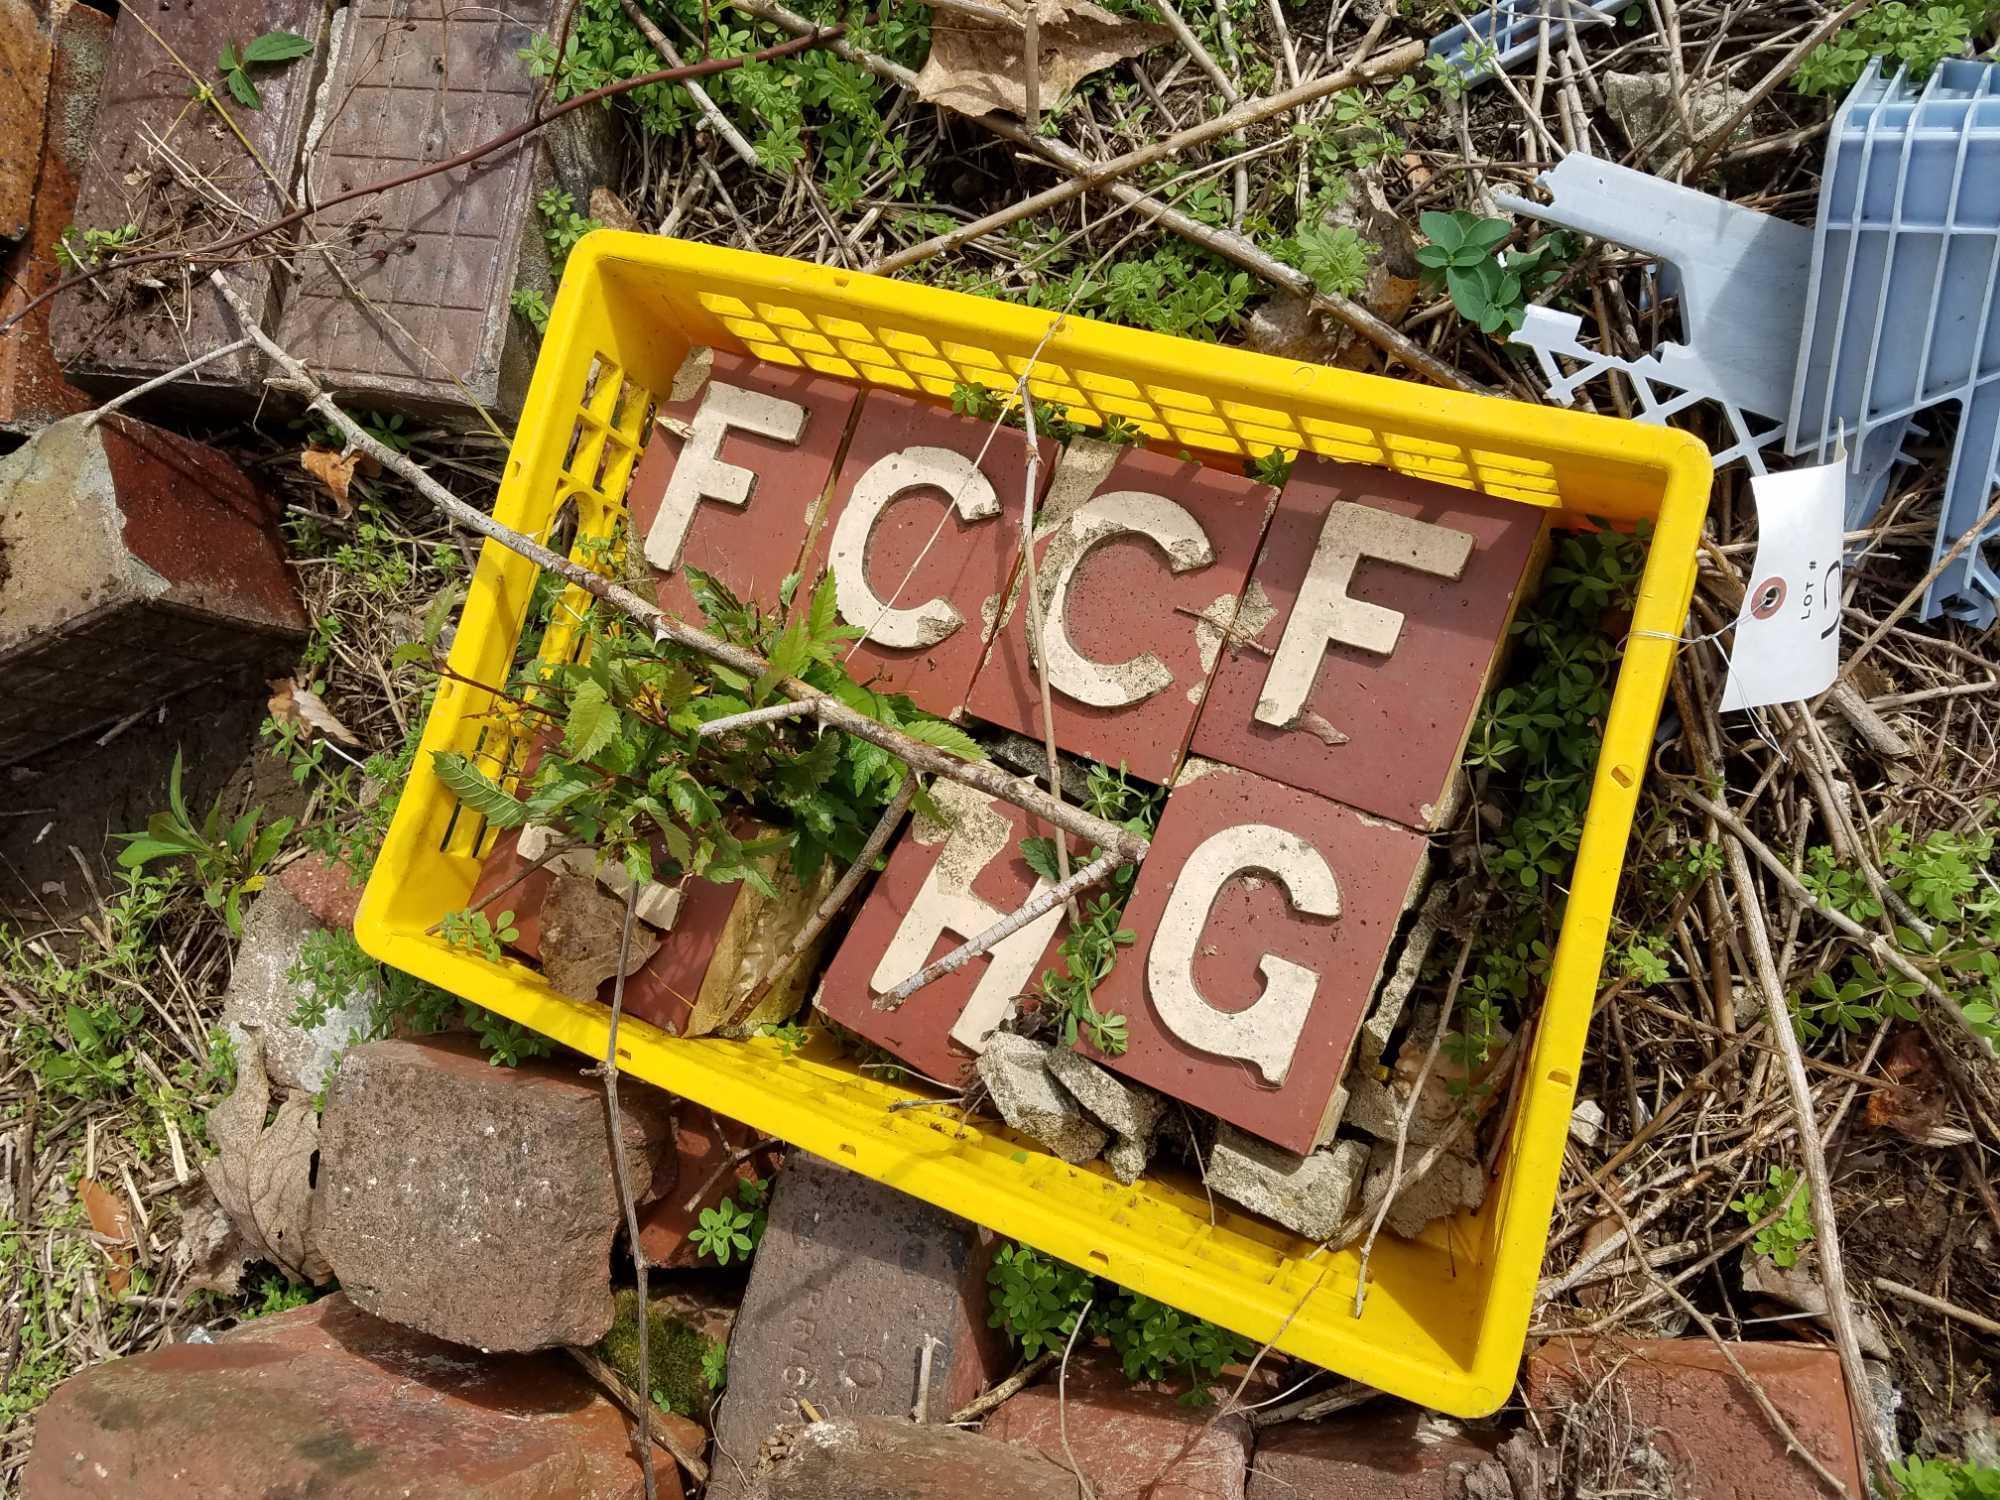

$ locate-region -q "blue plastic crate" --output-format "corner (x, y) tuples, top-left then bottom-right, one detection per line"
(1428, 0), (1624, 87)
(1788, 58), (2000, 626)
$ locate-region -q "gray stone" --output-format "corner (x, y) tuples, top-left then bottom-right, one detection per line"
(313, 1035), (673, 1352)
(1207, 1127), (1367, 1241)
(713, 1155), (1007, 1500)
(1104, 1134), (1151, 1185)
(750, 1418), (1074, 1500)
(1045, 1046), (1164, 1142)
(221, 885), (374, 1096)
(976, 1033), (1109, 1164)
(1358, 1140), (1487, 1239)
(1606, 70), (1752, 170)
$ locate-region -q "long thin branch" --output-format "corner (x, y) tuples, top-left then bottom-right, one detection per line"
(210, 271), (1149, 872)
(600, 881), (657, 1500)
(874, 848), (1123, 1010)
(2, 30), (843, 334)
(565, 1345), (710, 1485)
(730, 0), (1476, 391)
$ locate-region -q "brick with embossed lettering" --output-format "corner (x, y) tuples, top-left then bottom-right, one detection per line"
(707, 1153), (1006, 1498)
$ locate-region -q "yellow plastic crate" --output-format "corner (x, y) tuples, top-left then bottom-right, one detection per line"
(357, 230), (1710, 1416)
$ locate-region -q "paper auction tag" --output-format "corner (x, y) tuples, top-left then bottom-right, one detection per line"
(1719, 459), (1846, 712)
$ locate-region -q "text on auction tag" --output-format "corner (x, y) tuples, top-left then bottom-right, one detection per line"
(1720, 459), (1845, 713)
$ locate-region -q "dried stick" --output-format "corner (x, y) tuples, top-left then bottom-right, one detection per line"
(617, 0), (762, 168)
(730, 0), (1474, 391)
(83, 339), (254, 426)
(210, 270), (1148, 870)
(1872, 1276), (2000, 1339)
(1015, 397), (1077, 920)
(695, 700), (818, 739)
(1671, 0), (1871, 178)
(1577, 1163), (1852, 1498)
(3, 30), (844, 333)
(874, 849), (1122, 1010)
(869, 39), (1428, 275)
(1056, 1295), (1099, 1500)
(565, 1345), (711, 1485)
(600, 881), (658, 1500)
(1716, 816), (1894, 1485)
(948, 1351), (1058, 1423)
(719, 773), (918, 1032)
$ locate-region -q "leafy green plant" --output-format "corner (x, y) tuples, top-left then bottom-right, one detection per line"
(702, 1337), (729, 1390)
(1276, 222), (1372, 298)
(511, 287), (552, 334)
(691, 1176), (769, 1266)
(1101, 1291), (1254, 1394)
(1021, 764), (1164, 1055)
(1891, 1457), (2000, 1500)
(216, 29), (313, 109)
(1731, 1166), (1815, 1268)
(441, 907), (518, 963)
(463, 1008), (553, 1067)
(537, 188), (603, 277)
(54, 222), (139, 273)
(1795, 956), (1923, 1041)
(1417, 212), (1520, 334)
(987, 1242), (1096, 1358)
(757, 1020), (810, 1056)
(1795, 0), (1996, 96)
(244, 1274), (315, 1318)
(114, 751), (294, 936)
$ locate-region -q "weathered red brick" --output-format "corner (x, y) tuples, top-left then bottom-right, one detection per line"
(1246, 1405), (1497, 1500)
(50, 0), (327, 403)
(966, 446), (1276, 784)
(1524, 1337), (1866, 1500)
(802, 391), (1054, 718)
(752, 1417), (1074, 1499)
(276, 851), (366, 930)
(0, 414), (306, 767)
(21, 1294), (664, 1498)
(1088, 761), (1428, 1152)
(314, 1035), (675, 1351)
(709, 1154), (1007, 1498)
(0, 0), (51, 242)
(0, 2), (109, 433)
(983, 1353), (1252, 1499)
(635, 1105), (783, 1269)
(626, 350), (861, 625)
(1191, 459), (1544, 830)
(813, 778), (1067, 1086)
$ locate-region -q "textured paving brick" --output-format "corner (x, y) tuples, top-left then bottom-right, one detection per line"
(709, 1154), (1006, 1498)
(1191, 458), (1544, 830)
(277, 0), (609, 415)
(1246, 1405), (1496, 1500)
(0, 0), (107, 432)
(803, 391), (1054, 718)
(1524, 1337), (1866, 1500)
(314, 1036), (674, 1351)
(0, 414), (306, 766)
(813, 778), (1066, 1086)
(1089, 761), (1428, 1152)
(967, 447), (1276, 784)
(50, 0), (326, 401)
(626, 350), (861, 626)
(21, 1294), (661, 1499)
(984, 1352), (1252, 1499)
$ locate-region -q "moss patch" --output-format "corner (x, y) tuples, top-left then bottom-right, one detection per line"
(597, 1290), (719, 1417)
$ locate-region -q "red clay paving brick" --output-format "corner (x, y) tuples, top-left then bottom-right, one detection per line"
(276, 0), (562, 414)
(50, 0), (327, 403)
(0, 0), (51, 243)
(0, 0), (108, 434)
(626, 350), (861, 625)
(0, 414), (307, 767)
(1245, 1404), (1497, 1500)
(276, 852), (366, 930)
(1524, 1337), (1867, 1500)
(1087, 761), (1429, 1153)
(1191, 457), (1544, 831)
(636, 1105), (784, 1268)
(709, 1154), (1008, 1499)
(983, 1352), (1253, 1499)
(21, 1293), (665, 1499)
(803, 390), (1055, 719)
(814, 778), (1068, 1087)
(967, 447), (1276, 785)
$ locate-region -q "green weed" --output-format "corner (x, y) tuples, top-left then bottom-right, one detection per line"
(1731, 1166), (1815, 1268)
(113, 751), (292, 937)
(691, 1177), (769, 1266)
(1795, 0), (1997, 96)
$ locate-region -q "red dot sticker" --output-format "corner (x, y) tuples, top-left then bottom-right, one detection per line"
(1750, 576), (1787, 620)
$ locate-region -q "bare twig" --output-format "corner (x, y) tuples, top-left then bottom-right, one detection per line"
(695, 700), (818, 739)
(1057, 1295), (1098, 1500)
(83, 340), (254, 426)
(600, 880), (656, 1500)
(1871, 1276), (2000, 1339)
(565, 1344), (710, 1486)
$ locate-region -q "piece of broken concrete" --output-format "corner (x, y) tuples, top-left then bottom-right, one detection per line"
(1207, 1126), (1367, 1241)
(221, 883), (374, 1097)
(1605, 70), (1751, 170)
(1357, 1139), (1487, 1239)
(977, 1033), (1110, 1164)
(1045, 1046), (1164, 1184)
(313, 1034), (673, 1351)
(537, 870), (662, 1000)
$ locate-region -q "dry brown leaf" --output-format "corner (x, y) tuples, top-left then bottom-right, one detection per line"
(79, 1177), (135, 1297)
(176, 1183), (261, 1297)
(268, 676), (362, 746)
(914, 0), (1168, 119)
(300, 445), (377, 517)
(200, 1034), (333, 1287)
